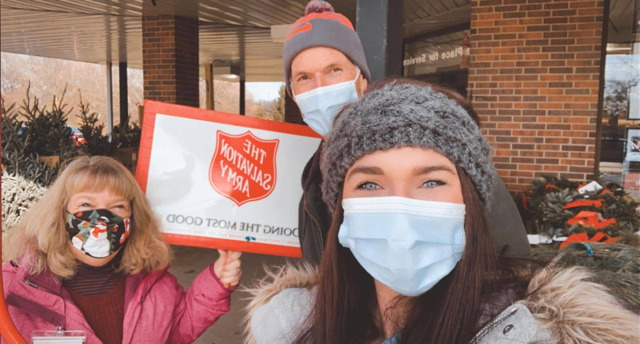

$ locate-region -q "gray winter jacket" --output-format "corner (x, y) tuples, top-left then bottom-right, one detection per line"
(245, 247), (640, 344)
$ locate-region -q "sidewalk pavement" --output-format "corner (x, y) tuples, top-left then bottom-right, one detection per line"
(168, 245), (296, 344)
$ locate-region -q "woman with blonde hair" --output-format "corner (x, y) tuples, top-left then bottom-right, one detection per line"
(3, 156), (242, 344)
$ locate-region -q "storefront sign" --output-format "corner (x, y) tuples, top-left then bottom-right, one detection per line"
(403, 47), (468, 67)
(136, 100), (321, 257)
(403, 29), (470, 77)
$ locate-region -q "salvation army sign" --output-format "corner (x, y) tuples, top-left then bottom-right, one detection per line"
(209, 131), (278, 206)
(136, 100), (321, 257)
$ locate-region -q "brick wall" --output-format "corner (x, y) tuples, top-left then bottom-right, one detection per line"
(468, 0), (605, 193)
(143, 15), (199, 108)
(284, 92), (304, 125)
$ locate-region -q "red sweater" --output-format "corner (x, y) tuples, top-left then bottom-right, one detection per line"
(66, 275), (125, 344)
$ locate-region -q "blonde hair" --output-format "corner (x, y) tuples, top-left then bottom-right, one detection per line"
(5, 156), (172, 279)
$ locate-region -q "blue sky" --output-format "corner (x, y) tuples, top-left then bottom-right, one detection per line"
(605, 54), (640, 82)
(246, 82), (284, 101)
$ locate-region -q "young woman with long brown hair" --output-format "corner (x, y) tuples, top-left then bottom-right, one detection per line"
(246, 80), (638, 344)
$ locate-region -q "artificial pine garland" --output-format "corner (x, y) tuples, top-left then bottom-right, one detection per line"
(516, 175), (640, 241)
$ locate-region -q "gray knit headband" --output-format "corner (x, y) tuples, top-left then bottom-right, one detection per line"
(321, 82), (495, 213)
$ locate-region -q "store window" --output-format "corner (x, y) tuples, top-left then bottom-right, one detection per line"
(402, 25), (470, 95)
(599, 0), (640, 199)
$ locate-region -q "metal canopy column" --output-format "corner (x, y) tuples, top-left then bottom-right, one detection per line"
(119, 62), (129, 126)
(356, 0), (404, 81)
(239, 29), (246, 115)
(205, 63), (215, 110)
(239, 80), (246, 115)
(106, 62), (114, 138)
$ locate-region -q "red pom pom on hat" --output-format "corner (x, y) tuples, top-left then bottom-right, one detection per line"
(305, 0), (335, 15)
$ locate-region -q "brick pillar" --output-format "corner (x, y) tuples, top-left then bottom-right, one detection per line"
(468, 0), (605, 193)
(284, 92), (304, 125)
(143, 15), (199, 107)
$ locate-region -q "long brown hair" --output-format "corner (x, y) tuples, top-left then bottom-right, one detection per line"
(294, 80), (514, 343)
(294, 167), (499, 344)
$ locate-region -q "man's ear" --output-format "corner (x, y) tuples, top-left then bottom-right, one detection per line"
(357, 76), (369, 97)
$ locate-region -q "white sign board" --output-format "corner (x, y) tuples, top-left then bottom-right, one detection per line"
(137, 101), (321, 257)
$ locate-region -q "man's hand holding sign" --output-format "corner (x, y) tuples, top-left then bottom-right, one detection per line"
(136, 100), (321, 258)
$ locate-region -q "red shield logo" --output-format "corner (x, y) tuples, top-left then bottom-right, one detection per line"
(209, 131), (279, 206)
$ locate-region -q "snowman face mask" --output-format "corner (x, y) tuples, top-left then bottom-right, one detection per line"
(66, 209), (131, 258)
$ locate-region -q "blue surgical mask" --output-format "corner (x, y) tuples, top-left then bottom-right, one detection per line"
(338, 196), (466, 297)
(293, 68), (361, 137)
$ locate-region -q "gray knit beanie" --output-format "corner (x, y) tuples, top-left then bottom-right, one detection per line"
(283, 0), (371, 96)
(321, 82), (495, 212)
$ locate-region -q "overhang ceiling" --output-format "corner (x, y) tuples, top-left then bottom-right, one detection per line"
(1, 0), (472, 82)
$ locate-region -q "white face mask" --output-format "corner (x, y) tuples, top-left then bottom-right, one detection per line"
(293, 68), (361, 137)
(338, 196), (466, 297)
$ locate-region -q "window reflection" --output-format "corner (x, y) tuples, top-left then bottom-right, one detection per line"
(599, 0), (640, 199)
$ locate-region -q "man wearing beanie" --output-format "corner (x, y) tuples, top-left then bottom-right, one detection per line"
(286, 0), (531, 265)
(284, 0), (370, 265)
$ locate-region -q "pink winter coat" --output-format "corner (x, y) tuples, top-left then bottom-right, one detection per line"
(1, 260), (235, 344)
